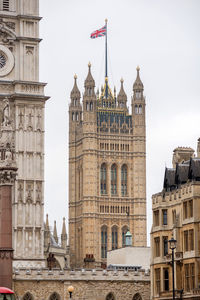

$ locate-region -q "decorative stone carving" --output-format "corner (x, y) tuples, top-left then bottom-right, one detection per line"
(0, 167), (17, 185)
(21, 84), (40, 94)
(18, 181), (24, 203)
(2, 97), (11, 127)
(26, 181), (33, 203)
(36, 181), (42, 203)
(0, 249), (13, 259)
(36, 110), (42, 130)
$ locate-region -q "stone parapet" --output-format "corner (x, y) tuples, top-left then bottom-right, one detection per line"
(152, 182), (200, 206)
(13, 267), (150, 282)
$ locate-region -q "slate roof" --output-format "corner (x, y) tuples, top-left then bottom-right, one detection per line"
(188, 158), (200, 180)
(164, 158), (200, 190)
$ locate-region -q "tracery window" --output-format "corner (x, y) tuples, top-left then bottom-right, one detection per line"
(111, 164), (117, 195)
(112, 226), (118, 250)
(23, 292), (33, 300)
(121, 164), (127, 196)
(90, 102), (93, 110)
(101, 225), (107, 258)
(122, 226), (128, 247)
(100, 163), (107, 194)
(49, 292), (61, 300)
(135, 104), (138, 114)
(106, 293), (115, 300)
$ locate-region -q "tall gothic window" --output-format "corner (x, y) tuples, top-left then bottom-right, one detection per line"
(121, 164), (127, 196)
(112, 226), (118, 250)
(49, 292), (61, 300)
(122, 226), (128, 247)
(23, 292), (34, 300)
(138, 104), (142, 114)
(101, 226), (107, 258)
(101, 163), (107, 194)
(111, 164), (117, 195)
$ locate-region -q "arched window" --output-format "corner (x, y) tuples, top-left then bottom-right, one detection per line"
(122, 226), (128, 247)
(49, 292), (61, 300)
(76, 112), (79, 121)
(100, 163), (107, 195)
(135, 104), (138, 114)
(86, 102), (89, 111)
(3, 0), (9, 11)
(23, 292), (34, 300)
(111, 164), (117, 195)
(121, 164), (127, 196)
(139, 104), (142, 114)
(112, 226), (118, 250)
(133, 293), (142, 300)
(90, 102), (93, 111)
(101, 225), (107, 258)
(106, 293), (115, 300)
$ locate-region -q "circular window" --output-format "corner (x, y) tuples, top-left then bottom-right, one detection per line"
(0, 45), (14, 77)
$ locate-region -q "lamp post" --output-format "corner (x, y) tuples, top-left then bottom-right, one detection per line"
(67, 286), (74, 299)
(169, 237), (177, 300)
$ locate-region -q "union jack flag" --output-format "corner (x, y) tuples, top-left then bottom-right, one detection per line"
(90, 25), (106, 39)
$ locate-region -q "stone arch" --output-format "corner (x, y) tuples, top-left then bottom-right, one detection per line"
(23, 292), (34, 300)
(133, 293), (142, 300)
(106, 292), (115, 300)
(49, 292), (61, 300)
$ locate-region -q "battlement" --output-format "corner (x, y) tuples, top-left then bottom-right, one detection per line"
(13, 267), (150, 282)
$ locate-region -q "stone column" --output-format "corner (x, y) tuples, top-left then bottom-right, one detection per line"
(0, 166), (17, 288)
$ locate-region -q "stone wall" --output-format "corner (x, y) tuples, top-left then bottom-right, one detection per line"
(13, 268), (150, 300)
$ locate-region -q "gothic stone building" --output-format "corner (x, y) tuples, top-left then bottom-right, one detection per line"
(151, 144), (200, 300)
(69, 64), (147, 268)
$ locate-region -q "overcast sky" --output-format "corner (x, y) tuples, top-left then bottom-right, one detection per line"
(39, 0), (200, 244)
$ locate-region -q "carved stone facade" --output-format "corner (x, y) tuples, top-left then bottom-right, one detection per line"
(13, 268), (150, 300)
(151, 142), (200, 300)
(69, 66), (147, 268)
(0, 0), (49, 268)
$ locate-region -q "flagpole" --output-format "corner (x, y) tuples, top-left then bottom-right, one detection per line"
(105, 18), (108, 98)
(105, 18), (108, 78)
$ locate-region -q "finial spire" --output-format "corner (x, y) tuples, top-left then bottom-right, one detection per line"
(61, 217), (67, 249)
(133, 66), (144, 91)
(45, 214), (49, 230)
(53, 220), (58, 244)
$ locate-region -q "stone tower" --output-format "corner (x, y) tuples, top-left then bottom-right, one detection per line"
(0, 0), (48, 268)
(69, 64), (146, 268)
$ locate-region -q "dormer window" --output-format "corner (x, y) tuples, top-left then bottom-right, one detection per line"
(135, 91), (141, 99)
(3, 0), (9, 11)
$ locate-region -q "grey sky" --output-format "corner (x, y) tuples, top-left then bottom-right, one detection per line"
(39, 0), (200, 243)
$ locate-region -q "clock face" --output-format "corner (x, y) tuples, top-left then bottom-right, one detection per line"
(0, 45), (14, 77)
